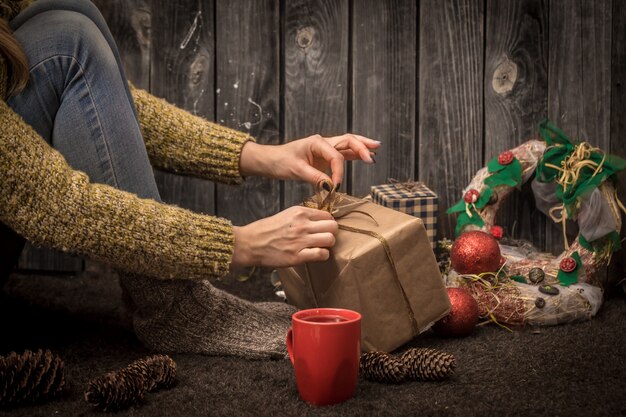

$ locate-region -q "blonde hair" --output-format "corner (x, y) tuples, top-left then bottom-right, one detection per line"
(0, 18), (28, 96)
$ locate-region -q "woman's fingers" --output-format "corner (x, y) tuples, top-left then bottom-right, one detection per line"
(302, 219), (339, 235)
(328, 134), (380, 163)
(304, 208), (336, 222)
(310, 138), (345, 186)
(231, 205), (340, 268)
(303, 231), (336, 249)
(297, 247), (331, 263)
(338, 149), (376, 161)
(293, 209), (337, 260)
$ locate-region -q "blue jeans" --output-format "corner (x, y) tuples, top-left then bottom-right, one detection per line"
(8, 0), (160, 201)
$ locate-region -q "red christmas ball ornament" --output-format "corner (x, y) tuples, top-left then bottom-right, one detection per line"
(464, 189), (480, 204)
(491, 225), (503, 240)
(498, 150), (514, 165)
(433, 287), (480, 337)
(559, 256), (577, 273)
(450, 231), (502, 275)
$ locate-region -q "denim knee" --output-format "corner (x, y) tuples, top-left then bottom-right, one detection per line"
(13, 10), (118, 84)
(10, 0), (136, 113)
(11, 0), (109, 35)
(8, 5), (159, 201)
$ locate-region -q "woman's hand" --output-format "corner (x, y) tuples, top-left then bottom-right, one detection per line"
(231, 206), (338, 268)
(240, 134), (380, 187)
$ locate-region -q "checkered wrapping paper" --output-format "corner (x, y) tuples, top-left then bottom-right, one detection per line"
(371, 182), (438, 247)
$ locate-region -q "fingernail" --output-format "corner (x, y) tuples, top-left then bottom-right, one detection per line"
(322, 182), (332, 192)
(335, 182), (341, 190)
(372, 156), (377, 164)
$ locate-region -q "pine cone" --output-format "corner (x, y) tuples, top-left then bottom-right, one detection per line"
(84, 354), (176, 411)
(0, 349), (65, 408)
(400, 347), (456, 381)
(359, 352), (406, 383)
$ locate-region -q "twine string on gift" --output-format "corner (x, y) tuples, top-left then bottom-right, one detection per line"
(388, 178), (425, 193)
(338, 223), (420, 336)
(304, 180), (420, 337)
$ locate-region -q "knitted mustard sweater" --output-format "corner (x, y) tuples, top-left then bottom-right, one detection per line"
(0, 4), (254, 280)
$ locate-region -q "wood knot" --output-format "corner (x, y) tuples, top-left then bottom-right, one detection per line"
(492, 56), (518, 96)
(131, 8), (151, 49)
(296, 27), (315, 49)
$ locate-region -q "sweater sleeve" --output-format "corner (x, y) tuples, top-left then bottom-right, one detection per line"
(0, 100), (234, 280)
(130, 85), (254, 184)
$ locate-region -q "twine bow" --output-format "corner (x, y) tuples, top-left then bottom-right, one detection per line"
(304, 180), (420, 337)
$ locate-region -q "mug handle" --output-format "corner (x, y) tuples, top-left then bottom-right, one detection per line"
(286, 327), (295, 364)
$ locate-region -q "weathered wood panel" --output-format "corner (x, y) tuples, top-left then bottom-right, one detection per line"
(484, 0), (548, 246)
(96, 0), (151, 89)
(15, 0), (626, 279)
(151, 0), (216, 215)
(214, 0), (281, 225)
(283, 0), (349, 206)
(351, 0), (417, 198)
(546, 0), (612, 253)
(610, 0), (626, 290)
(419, 0), (484, 240)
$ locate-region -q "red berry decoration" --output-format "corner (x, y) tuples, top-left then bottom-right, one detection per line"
(559, 256), (577, 273)
(498, 150), (514, 165)
(464, 189), (480, 204)
(491, 225), (503, 240)
(498, 256), (506, 269)
(433, 288), (479, 337)
(450, 231), (502, 275)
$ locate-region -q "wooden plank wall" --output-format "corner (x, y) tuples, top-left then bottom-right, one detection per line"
(19, 0), (626, 280)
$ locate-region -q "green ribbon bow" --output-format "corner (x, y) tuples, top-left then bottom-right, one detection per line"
(536, 119), (626, 218)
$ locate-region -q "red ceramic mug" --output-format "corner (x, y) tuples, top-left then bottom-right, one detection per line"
(286, 308), (361, 406)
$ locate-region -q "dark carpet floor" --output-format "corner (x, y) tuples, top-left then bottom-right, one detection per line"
(1, 269), (625, 417)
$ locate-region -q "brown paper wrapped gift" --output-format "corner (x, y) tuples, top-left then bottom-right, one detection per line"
(278, 194), (450, 352)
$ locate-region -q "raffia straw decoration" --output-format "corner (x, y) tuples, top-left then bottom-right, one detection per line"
(457, 263), (527, 329)
(466, 279), (526, 328)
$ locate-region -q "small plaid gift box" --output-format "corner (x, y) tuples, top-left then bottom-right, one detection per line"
(371, 181), (438, 247)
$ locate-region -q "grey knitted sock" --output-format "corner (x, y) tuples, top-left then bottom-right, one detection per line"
(119, 274), (296, 359)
